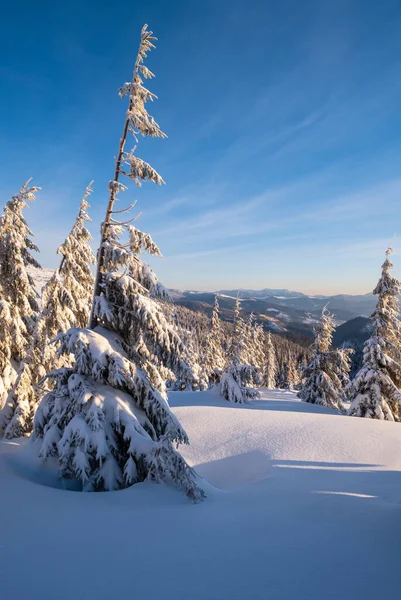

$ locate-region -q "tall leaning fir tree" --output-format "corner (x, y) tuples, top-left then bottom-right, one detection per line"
(1, 183), (96, 438)
(348, 247), (401, 421)
(0, 180), (41, 411)
(33, 25), (205, 501)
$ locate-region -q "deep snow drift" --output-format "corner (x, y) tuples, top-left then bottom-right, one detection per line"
(1, 388), (400, 600)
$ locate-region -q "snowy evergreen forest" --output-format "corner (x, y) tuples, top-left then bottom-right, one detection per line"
(2, 13), (401, 600)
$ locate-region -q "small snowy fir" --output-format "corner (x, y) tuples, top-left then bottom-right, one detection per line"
(347, 247), (401, 421)
(33, 25), (204, 502)
(298, 307), (347, 412)
(220, 298), (260, 403)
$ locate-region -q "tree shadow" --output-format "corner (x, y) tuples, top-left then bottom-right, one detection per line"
(271, 458), (401, 506)
(273, 459), (379, 468)
(194, 450), (271, 489)
(194, 453), (401, 507)
(4, 439), (82, 492)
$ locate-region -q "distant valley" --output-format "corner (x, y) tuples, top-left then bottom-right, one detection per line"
(171, 288), (376, 341)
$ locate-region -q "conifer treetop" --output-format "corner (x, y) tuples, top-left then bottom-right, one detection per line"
(0, 178), (42, 324)
(0, 179), (42, 417)
(58, 181), (94, 258)
(90, 24), (167, 329)
(371, 246), (401, 342)
(0, 179), (41, 299)
(311, 306), (335, 353)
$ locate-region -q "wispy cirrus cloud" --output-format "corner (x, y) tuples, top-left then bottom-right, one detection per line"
(152, 173), (401, 253)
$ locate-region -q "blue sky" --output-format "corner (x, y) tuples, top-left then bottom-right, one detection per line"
(1, 0), (401, 294)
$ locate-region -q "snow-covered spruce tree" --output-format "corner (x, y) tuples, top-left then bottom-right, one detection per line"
(251, 323), (267, 378)
(1, 183), (96, 438)
(242, 313), (256, 366)
(335, 346), (353, 394)
(297, 307), (345, 412)
(33, 25), (204, 501)
(263, 332), (277, 389)
(348, 248), (401, 421)
(202, 294), (227, 386)
(241, 314), (265, 386)
(227, 296), (248, 363)
(0, 180), (41, 412)
(289, 357), (302, 390)
(220, 298), (260, 403)
(280, 355), (301, 390)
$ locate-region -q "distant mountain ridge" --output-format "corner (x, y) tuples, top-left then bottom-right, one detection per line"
(172, 287), (377, 338)
(219, 288), (309, 299)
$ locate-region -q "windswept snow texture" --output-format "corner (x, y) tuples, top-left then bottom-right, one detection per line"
(1, 389), (401, 600)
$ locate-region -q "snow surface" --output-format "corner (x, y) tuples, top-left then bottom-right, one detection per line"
(1, 388), (401, 600)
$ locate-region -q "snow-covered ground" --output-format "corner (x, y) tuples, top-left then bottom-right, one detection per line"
(1, 389), (400, 600)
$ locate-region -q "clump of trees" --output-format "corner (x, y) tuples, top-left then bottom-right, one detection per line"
(0, 182), (96, 438)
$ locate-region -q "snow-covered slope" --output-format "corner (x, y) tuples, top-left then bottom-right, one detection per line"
(27, 265), (54, 294)
(172, 389), (401, 489)
(1, 389), (400, 600)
